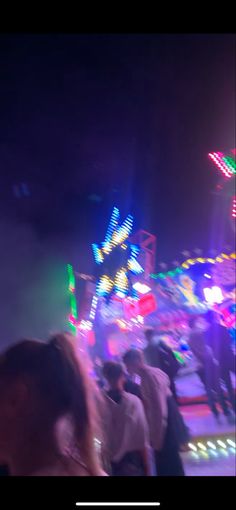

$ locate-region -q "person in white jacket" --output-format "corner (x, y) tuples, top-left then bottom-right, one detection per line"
(102, 361), (151, 476)
(123, 349), (185, 476)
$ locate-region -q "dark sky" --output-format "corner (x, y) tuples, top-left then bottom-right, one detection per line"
(0, 33), (235, 345)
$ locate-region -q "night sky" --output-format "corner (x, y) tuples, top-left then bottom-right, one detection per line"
(0, 34), (235, 346)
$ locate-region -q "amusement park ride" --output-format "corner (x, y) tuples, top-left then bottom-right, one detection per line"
(67, 149), (236, 361)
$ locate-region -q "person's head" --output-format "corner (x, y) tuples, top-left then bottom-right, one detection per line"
(122, 349), (144, 375)
(0, 333), (101, 475)
(102, 361), (126, 391)
(144, 328), (154, 344)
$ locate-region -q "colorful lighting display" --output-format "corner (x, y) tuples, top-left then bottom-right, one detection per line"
(67, 264), (78, 335)
(93, 207), (143, 298)
(209, 150), (235, 231)
(150, 252), (236, 280)
(188, 437), (235, 455)
(208, 152), (233, 178)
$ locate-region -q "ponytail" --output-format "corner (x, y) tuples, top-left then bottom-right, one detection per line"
(1, 334), (103, 475)
(47, 334), (102, 476)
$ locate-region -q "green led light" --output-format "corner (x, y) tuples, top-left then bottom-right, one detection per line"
(67, 264), (78, 335)
(223, 156), (236, 173)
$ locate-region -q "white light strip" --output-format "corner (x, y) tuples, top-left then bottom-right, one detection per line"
(76, 504), (160, 508)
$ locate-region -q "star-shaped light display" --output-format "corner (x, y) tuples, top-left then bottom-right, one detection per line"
(92, 207), (143, 298)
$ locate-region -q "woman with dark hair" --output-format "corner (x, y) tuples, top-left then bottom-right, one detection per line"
(102, 361), (151, 476)
(0, 334), (105, 476)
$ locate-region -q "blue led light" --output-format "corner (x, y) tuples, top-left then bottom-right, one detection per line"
(92, 207), (143, 298)
(92, 243), (104, 264)
(105, 206), (120, 244)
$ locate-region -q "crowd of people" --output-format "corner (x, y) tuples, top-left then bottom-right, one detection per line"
(0, 310), (235, 477)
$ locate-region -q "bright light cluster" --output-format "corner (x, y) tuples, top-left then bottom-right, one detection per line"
(89, 295), (98, 320)
(133, 282), (151, 295)
(203, 286), (223, 305)
(209, 150), (236, 178)
(67, 264), (78, 335)
(232, 197), (236, 218)
(188, 438), (235, 460)
(92, 207), (133, 264)
(93, 207), (143, 298)
(78, 320), (93, 331)
(150, 252), (236, 280)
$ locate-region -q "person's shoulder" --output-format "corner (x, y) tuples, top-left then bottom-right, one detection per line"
(124, 391), (141, 405)
(151, 366), (169, 384)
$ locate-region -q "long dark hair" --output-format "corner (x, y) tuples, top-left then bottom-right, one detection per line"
(0, 333), (102, 475)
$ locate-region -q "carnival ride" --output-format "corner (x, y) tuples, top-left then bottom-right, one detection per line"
(66, 149), (236, 362)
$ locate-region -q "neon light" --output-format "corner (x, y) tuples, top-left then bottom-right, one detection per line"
(227, 439), (236, 448)
(89, 295), (98, 320)
(203, 286), (223, 305)
(207, 441), (216, 450)
(93, 207), (143, 298)
(67, 264), (78, 335)
(232, 197), (236, 218)
(217, 440), (227, 449)
(105, 206), (120, 244)
(188, 443), (197, 452)
(133, 282), (151, 294)
(92, 244), (104, 264)
(150, 252), (236, 280)
(197, 442), (207, 451)
(223, 156), (236, 174)
(209, 152), (233, 178)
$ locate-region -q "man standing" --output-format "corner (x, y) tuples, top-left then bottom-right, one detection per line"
(143, 328), (180, 401)
(188, 315), (232, 421)
(205, 311), (235, 418)
(123, 349), (185, 476)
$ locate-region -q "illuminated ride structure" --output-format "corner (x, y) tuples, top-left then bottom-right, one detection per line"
(67, 204), (235, 364)
(66, 150), (236, 360)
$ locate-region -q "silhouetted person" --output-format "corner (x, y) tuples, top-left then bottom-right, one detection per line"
(0, 334), (105, 476)
(143, 328), (180, 401)
(102, 361), (151, 476)
(123, 349), (185, 476)
(205, 311), (235, 416)
(188, 316), (232, 421)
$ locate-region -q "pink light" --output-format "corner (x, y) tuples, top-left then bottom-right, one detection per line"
(69, 314), (77, 325)
(232, 197), (236, 218)
(208, 152), (232, 178)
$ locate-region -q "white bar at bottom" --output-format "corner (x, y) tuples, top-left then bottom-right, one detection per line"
(76, 504), (160, 507)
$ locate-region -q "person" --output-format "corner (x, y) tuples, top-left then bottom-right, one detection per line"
(205, 311), (235, 417)
(188, 315), (232, 421)
(123, 349), (186, 476)
(0, 333), (105, 476)
(143, 328), (180, 401)
(102, 361), (151, 476)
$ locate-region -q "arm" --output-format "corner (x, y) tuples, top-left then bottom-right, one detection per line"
(140, 445), (152, 476)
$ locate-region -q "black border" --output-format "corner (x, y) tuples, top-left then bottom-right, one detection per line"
(0, 475), (235, 509)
